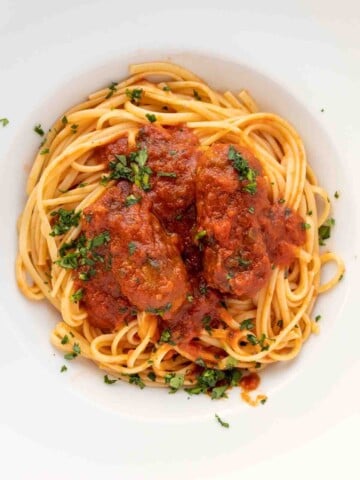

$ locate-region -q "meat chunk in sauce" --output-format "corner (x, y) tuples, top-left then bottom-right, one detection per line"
(197, 144), (270, 297)
(196, 143), (305, 297)
(80, 181), (189, 323)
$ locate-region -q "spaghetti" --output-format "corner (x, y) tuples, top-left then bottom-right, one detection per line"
(16, 62), (344, 401)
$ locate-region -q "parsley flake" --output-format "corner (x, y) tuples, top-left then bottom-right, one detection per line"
(105, 82), (117, 99)
(34, 124), (45, 136)
(128, 374), (145, 389)
(215, 413), (229, 428)
(104, 375), (117, 384)
(0, 118), (9, 127)
(145, 113), (157, 123)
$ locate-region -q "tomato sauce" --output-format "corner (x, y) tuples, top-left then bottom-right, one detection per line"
(74, 126), (306, 350)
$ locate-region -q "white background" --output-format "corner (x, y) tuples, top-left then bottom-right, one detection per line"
(0, 1), (359, 479)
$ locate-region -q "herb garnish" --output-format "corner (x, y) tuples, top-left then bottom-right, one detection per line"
(164, 373), (184, 393)
(195, 230), (207, 241)
(70, 288), (83, 303)
(215, 414), (230, 428)
(147, 303), (172, 317)
(185, 368), (242, 397)
(228, 145), (257, 194)
(202, 314), (212, 334)
(125, 194), (141, 206)
(40, 148), (49, 155)
(334, 191), (340, 199)
(315, 315), (321, 322)
(34, 124), (45, 136)
(302, 222), (311, 230)
(125, 88), (143, 105)
(61, 335), (69, 345)
(163, 85), (171, 91)
(105, 82), (117, 99)
(157, 171), (177, 178)
(101, 149), (152, 191)
(145, 113), (157, 123)
(193, 89), (202, 101)
(55, 231), (110, 274)
(318, 218), (335, 246)
(128, 374), (145, 389)
(104, 375), (117, 384)
(0, 118), (9, 127)
(147, 372), (156, 382)
(240, 318), (255, 330)
(64, 343), (81, 360)
(60, 365), (67, 372)
(159, 327), (175, 344)
(61, 116), (68, 125)
(50, 208), (81, 236)
(128, 241), (136, 256)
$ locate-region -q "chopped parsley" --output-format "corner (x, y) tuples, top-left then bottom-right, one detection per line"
(215, 414), (229, 428)
(157, 171), (177, 178)
(70, 288), (83, 303)
(248, 206), (255, 214)
(50, 208), (81, 236)
(104, 374), (117, 384)
(40, 148), (49, 155)
(277, 319), (283, 328)
(240, 318), (255, 330)
(278, 198), (286, 204)
(260, 396), (268, 405)
(334, 191), (340, 199)
(302, 222), (311, 230)
(159, 327), (175, 344)
(225, 357), (237, 369)
(164, 373), (184, 393)
(202, 314), (212, 334)
(101, 149), (152, 191)
(60, 365), (67, 373)
(185, 368), (242, 398)
(70, 124), (78, 134)
(228, 145), (257, 195)
(105, 82), (117, 99)
(195, 230), (207, 241)
(125, 88), (143, 105)
(319, 217), (335, 246)
(246, 333), (270, 351)
(147, 372), (156, 382)
(193, 89), (202, 101)
(55, 231), (110, 274)
(211, 385), (228, 399)
(125, 194), (141, 206)
(315, 315), (321, 322)
(64, 343), (81, 360)
(147, 303), (172, 317)
(145, 113), (157, 123)
(128, 241), (136, 256)
(61, 116), (68, 125)
(34, 124), (45, 136)
(163, 85), (171, 91)
(307, 210), (313, 216)
(0, 118), (9, 127)
(237, 256), (252, 268)
(61, 335), (69, 345)
(128, 374), (145, 389)
(195, 358), (206, 368)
